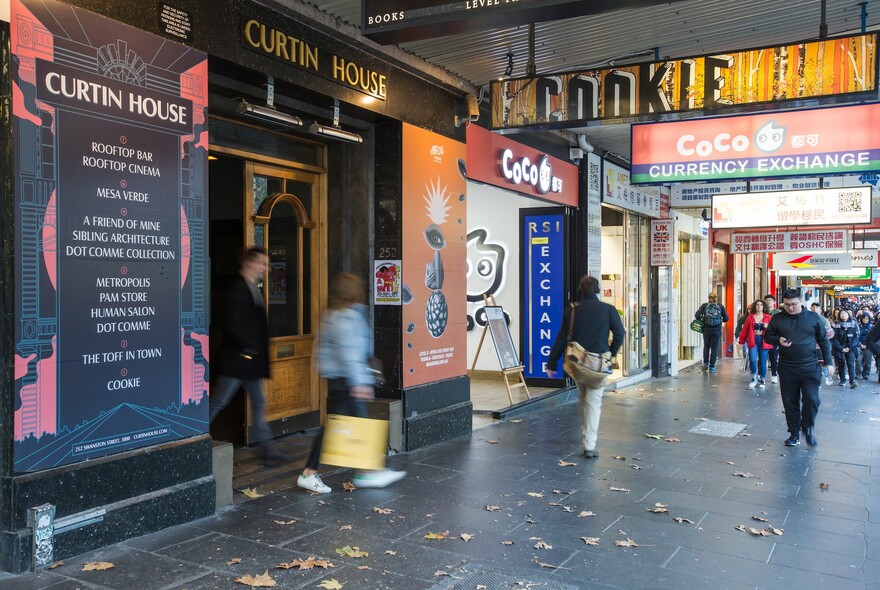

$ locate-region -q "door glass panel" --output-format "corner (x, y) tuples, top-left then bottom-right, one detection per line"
(286, 181), (313, 335)
(267, 201), (299, 337)
(254, 175), (284, 214)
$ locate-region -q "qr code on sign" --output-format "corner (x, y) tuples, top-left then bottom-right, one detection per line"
(838, 192), (863, 212)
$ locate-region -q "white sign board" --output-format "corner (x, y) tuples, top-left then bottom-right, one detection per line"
(604, 160), (661, 218)
(586, 153), (602, 278)
(772, 252), (853, 272)
(712, 186), (871, 228)
(730, 229), (849, 253)
(650, 219), (674, 266)
(669, 177), (848, 208)
(851, 249), (879, 267)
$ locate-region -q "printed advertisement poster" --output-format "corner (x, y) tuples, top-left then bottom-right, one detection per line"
(12, 0), (209, 472)
(485, 306), (520, 370)
(521, 212), (566, 379)
(604, 161), (661, 217)
(374, 260), (402, 305)
(632, 103), (880, 184)
(713, 187), (871, 228)
(586, 153), (602, 279)
(401, 124), (467, 387)
(650, 219), (674, 266)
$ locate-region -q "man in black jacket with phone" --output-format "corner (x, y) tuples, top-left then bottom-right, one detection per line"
(764, 288), (834, 447)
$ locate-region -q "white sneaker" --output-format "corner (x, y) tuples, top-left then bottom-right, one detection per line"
(747, 377), (758, 389)
(297, 473), (331, 494)
(758, 380), (766, 389)
(771, 375), (778, 384)
(353, 469), (407, 489)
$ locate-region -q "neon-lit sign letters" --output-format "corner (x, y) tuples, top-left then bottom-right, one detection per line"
(499, 148), (563, 194)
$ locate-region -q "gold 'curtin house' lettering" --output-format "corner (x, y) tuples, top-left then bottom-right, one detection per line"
(243, 19), (319, 71)
(332, 56), (386, 99)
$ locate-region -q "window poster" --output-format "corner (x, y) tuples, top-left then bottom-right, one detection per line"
(484, 306), (520, 370)
(401, 124), (467, 387)
(11, 0), (209, 471)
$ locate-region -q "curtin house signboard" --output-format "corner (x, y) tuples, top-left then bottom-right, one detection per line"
(632, 103), (880, 184)
(11, 0), (209, 472)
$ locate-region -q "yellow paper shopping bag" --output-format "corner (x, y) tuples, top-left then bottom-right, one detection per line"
(320, 414), (389, 470)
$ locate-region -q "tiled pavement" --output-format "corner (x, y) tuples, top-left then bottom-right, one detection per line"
(3, 359), (878, 589)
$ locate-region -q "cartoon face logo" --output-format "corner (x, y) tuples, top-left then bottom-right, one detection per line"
(467, 228), (506, 302)
(754, 121), (785, 153)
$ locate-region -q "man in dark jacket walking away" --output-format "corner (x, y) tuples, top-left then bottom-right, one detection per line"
(764, 288), (834, 447)
(210, 247), (282, 462)
(546, 276), (625, 458)
(695, 292), (729, 373)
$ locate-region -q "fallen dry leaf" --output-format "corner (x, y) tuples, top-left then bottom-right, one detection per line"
(738, 432), (752, 437)
(560, 506), (573, 513)
(613, 455), (626, 460)
(751, 515), (768, 522)
(735, 525), (772, 537)
(477, 586), (487, 590)
(578, 511), (596, 518)
(501, 540), (514, 545)
(342, 482), (357, 492)
(82, 562), (114, 572)
(533, 559), (570, 570)
(733, 471), (755, 478)
(227, 557), (242, 566)
(372, 507), (394, 515)
(609, 487), (630, 493)
(629, 464), (642, 470)
(357, 565), (370, 570)
(654, 502), (668, 508)
(434, 570), (450, 577)
(384, 550), (396, 555)
(534, 541), (553, 550)
(234, 570), (276, 587)
(460, 533), (473, 542)
(276, 556), (333, 570)
(558, 460), (576, 467)
(485, 505), (501, 512)
(674, 517), (695, 524)
(664, 437), (682, 443)
(644, 433), (663, 439)
(273, 519), (296, 525)
(317, 580), (343, 590)
(47, 562), (64, 569)
(820, 483), (830, 489)
(581, 537), (600, 546)
(614, 538), (640, 548)
(239, 488), (264, 499)
(647, 506), (669, 513)
(335, 546), (368, 558)
(339, 525), (352, 531)
(769, 526), (784, 536)
(694, 417), (709, 421)
(726, 461), (736, 465)
(527, 492), (544, 498)
(510, 419), (522, 423)
(424, 531), (448, 540)
(485, 440), (499, 444)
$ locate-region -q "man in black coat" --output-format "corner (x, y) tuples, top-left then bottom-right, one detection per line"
(210, 247), (281, 462)
(764, 288), (834, 447)
(546, 276), (625, 459)
(694, 292), (729, 373)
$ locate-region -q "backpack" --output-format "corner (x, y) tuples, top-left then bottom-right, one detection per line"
(703, 303), (723, 327)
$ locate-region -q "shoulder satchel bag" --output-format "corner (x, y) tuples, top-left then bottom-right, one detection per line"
(563, 303), (612, 389)
(690, 318), (704, 333)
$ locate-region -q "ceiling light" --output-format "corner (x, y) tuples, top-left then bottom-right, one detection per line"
(308, 122), (363, 143)
(236, 100), (303, 127)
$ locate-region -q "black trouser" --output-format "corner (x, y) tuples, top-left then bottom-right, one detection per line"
(778, 363), (821, 435)
(767, 345), (780, 376)
(859, 347), (872, 377)
(837, 349), (856, 383)
(702, 328), (722, 368)
(305, 379), (368, 471)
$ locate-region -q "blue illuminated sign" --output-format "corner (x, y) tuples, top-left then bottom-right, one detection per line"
(522, 213), (566, 378)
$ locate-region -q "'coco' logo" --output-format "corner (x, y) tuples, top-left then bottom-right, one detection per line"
(675, 120), (787, 157)
(499, 149), (563, 194)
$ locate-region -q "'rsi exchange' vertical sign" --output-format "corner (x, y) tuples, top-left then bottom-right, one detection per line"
(521, 213), (566, 380)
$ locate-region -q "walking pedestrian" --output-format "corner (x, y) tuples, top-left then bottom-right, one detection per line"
(694, 292), (728, 373)
(297, 273), (406, 494)
(764, 288), (834, 447)
(210, 247), (283, 463)
(864, 318), (880, 382)
(738, 300), (773, 389)
(857, 313), (873, 379)
(547, 276), (625, 459)
(832, 309), (860, 388)
(763, 294), (781, 383)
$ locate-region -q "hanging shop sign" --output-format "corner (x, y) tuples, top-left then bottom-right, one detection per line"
(633, 103), (880, 184)
(730, 229), (849, 253)
(401, 124), (467, 387)
(492, 33), (877, 130)
(851, 249), (879, 267)
(11, 0), (209, 472)
(713, 186), (871, 229)
(667, 176), (868, 208)
(604, 161), (661, 218)
(362, 0), (682, 44)
(586, 153), (602, 279)
(650, 219), (674, 266)
(241, 15), (388, 100)
(797, 268), (872, 283)
(465, 124), (577, 206)
(521, 211), (567, 380)
(772, 253), (853, 272)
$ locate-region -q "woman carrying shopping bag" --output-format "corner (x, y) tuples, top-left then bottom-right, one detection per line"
(738, 300), (774, 389)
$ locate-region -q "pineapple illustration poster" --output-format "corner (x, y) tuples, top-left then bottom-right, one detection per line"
(401, 124), (467, 388)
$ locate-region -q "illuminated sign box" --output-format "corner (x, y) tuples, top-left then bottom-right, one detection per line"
(730, 229), (849, 253)
(713, 187), (870, 229)
(772, 253), (853, 272)
(493, 33), (877, 130)
(633, 103), (880, 184)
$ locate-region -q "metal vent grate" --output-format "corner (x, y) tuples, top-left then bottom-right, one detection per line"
(687, 420), (747, 437)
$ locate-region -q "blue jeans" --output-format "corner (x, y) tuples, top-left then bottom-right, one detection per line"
(748, 337), (769, 379)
